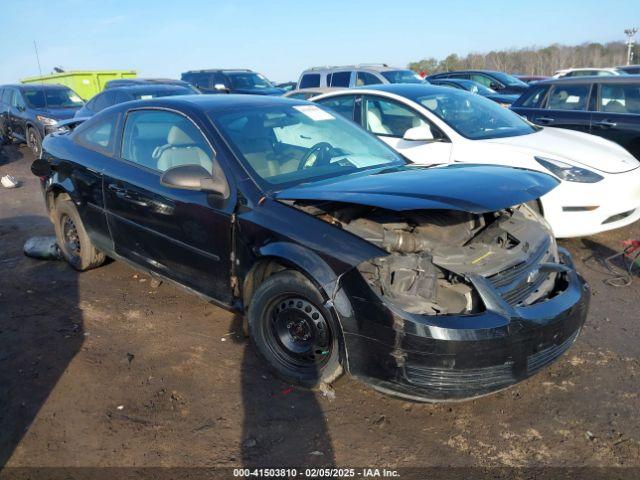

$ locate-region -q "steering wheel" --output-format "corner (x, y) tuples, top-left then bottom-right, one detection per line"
(298, 142), (334, 170)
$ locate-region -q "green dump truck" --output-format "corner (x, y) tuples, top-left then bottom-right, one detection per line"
(20, 70), (137, 100)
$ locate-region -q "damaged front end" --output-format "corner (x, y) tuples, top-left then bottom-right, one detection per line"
(285, 199), (589, 401)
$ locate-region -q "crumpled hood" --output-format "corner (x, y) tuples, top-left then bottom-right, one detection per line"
(34, 107), (81, 122)
(481, 127), (640, 174)
(275, 164), (559, 213)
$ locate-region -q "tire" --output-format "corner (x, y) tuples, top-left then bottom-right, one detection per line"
(248, 270), (343, 387)
(53, 196), (105, 271)
(27, 127), (42, 158)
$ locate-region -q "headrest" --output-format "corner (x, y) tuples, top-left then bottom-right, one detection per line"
(167, 125), (195, 145)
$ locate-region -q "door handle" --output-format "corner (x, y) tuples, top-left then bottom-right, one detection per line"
(534, 117), (555, 124)
(593, 120), (617, 128)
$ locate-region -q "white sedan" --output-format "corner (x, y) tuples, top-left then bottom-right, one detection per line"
(312, 85), (640, 238)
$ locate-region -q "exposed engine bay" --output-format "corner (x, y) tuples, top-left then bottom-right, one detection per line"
(285, 200), (561, 315)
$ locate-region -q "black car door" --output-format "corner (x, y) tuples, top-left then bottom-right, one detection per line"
(8, 89), (28, 140)
(103, 107), (234, 304)
(590, 82), (640, 159)
(533, 83), (593, 132)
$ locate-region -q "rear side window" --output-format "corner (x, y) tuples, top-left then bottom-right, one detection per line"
(547, 84), (590, 111)
(356, 72), (382, 86)
(599, 83), (640, 114)
(74, 113), (118, 153)
(91, 91), (117, 113)
(315, 95), (356, 120)
(329, 71), (351, 87)
(299, 74), (320, 89)
(2, 89), (15, 106)
(520, 86), (549, 108)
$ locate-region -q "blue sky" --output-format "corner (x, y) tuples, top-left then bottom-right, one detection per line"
(0, 0), (637, 84)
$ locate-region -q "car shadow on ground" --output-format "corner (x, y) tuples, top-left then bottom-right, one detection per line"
(228, 313), (336, 468)
(0, 144), (28, 168)
(0, 216), (84, 467)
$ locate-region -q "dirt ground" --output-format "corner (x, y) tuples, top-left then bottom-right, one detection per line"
(1, 144), (639, 475)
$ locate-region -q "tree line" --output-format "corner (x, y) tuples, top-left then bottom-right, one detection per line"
(408, 41), (638, 75)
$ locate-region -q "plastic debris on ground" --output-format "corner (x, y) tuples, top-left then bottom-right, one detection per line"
(318, 382), (336, 401)
(1, 175), (19, 188)
(23, 236), (62, 260)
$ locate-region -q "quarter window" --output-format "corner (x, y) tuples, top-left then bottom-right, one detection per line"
(299, 74), (320, 89)
(356, 72), (382, 86)
(547, 84), (590, 111)
(121, 110), (214, 173)
(521, 86), (549, 108)
(470, 74), (494, 88)
(315, 95), (356, 120)
(363, 96), (429, 137)
(599, 84), (640, 114)
(75, 113), (118, 153)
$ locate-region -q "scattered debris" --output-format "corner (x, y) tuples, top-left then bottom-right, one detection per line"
(586, 431), (596, 441)
(1, 174), (19, 188)
(150, 278), (162, 289)
(126, 353), (135, 365)
(319, 382), (336, 401)
(116, 405), (124, 410)
(281, 386), (294, 395)
(220, 337), (227, 342)
(373, 415), (387, 427)
(193, 418), (216, 432)
(23, 236), (62, 260)
(309, 451), (324, 456)
(242, 437), (257, 449)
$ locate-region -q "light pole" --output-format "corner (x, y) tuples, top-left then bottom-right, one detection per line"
(625, 28), (638, 65)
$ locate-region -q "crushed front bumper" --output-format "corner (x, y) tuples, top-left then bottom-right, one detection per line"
(338, 248), (589, 402)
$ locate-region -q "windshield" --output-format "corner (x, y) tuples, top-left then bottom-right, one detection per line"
(381, 70), (425, 84)
(23, 87), (84, 108)
(490, 72), (528, 87)
(226, 72), (274, 90)
(210, 103), (404, 190)
(132, 87), (193, 100)
(415, 89), (537, 140)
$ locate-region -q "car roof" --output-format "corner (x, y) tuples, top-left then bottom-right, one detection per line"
(352, 83), (450, 96)
(433, 70), (504, 75)
(284, 87), (344, 97)
(183, 69), (254, 74)
(107, 93), (308, 113)
(102, 84), (192, 93)
(2, 83), (72, 91)
(535, 75), (640, 85)
(108, 78), (189, 85)
(301, 64), (404, 73)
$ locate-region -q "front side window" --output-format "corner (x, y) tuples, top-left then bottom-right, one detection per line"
(12, 91), (25, 109)
(315, 95), (356, 120)
(210, 104), (402, 189)
(380, 70), (424, 84)
(121, 110), (214, 172)
(599, 84), (640, 114)
(329, 71), (351, 87)
(74, 113), (118, 153)
(23, 88), (84, 109)
(470, 74), (495, 88)
(415, 89), (537, 140)
(547, 84), (590, 111)
(356, 71), (382, 86)
(363, 96), (428, 137)
(226, 72), (273, 90)
(299, 74), (320, 89)
(91, 91), (117, 113)
(521, 86), (550, 108)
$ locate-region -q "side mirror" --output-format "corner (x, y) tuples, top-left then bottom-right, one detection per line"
(31, 158), (52, 177)
(17, 105), (26, 112)
(490, 82), (503, 90)
(403, 125), (434, 142)
(160, 164), (229, 197)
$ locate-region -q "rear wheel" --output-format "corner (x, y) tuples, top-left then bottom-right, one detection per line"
(53, 196), (105, 271)
(248, 270), (343, 387)
(27, 127), (42, 157)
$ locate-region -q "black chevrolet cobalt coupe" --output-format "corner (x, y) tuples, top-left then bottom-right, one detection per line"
(32, 95), (589, 401)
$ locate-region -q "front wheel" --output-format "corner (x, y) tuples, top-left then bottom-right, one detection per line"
(53, 197), (105, 271)
(27, 127), (42, 157)
(248, 270), (343, 387)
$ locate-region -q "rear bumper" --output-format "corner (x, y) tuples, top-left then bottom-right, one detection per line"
(340, 249), (589, 402)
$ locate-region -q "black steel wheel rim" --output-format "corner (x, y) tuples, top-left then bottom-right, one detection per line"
(264, 295), (333, 370)
(61, 214), (81, 257)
